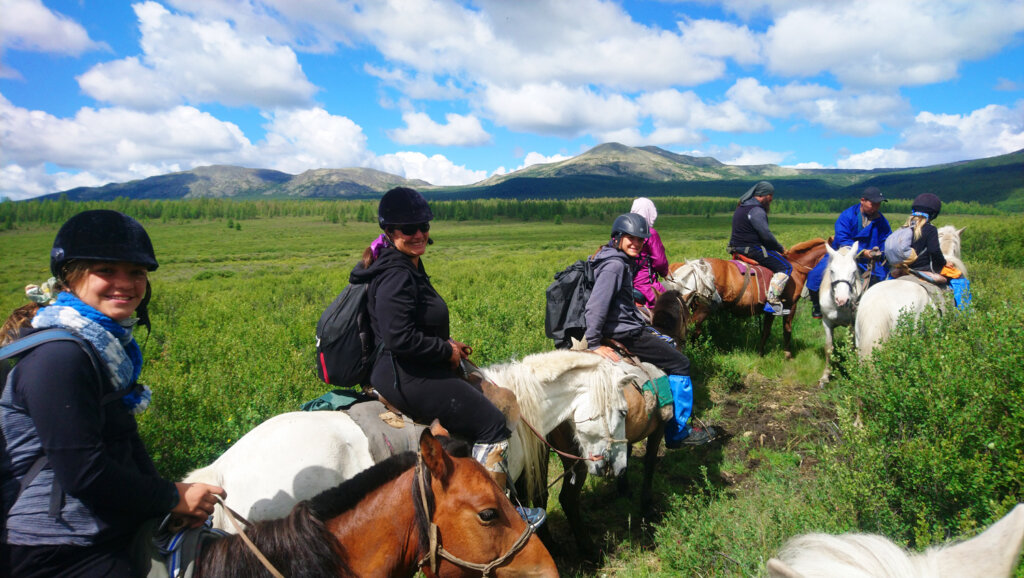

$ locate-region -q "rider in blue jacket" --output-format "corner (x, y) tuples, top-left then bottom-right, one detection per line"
(806, 187), (892, 318)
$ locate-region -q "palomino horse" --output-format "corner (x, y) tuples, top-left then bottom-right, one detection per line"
(854, 225), (965, 358)
(195, 429), (558, 577)
(768, 503), (1024, 578)
(185, 349), (634, 530)
(817, 242), (866, 385)
(667, 238), (828, 359)
(537, 359), (671, 560)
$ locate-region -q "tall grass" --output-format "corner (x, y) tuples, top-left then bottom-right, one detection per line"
(1, 209), (1021, 575)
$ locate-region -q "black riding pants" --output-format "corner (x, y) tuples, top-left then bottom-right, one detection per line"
(370, 351), (510, 444)
(617, 329), (691, 376)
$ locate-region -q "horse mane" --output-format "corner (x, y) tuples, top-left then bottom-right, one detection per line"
(197, 501), (349, 578)
(937, 225), (961, 258)
(769, 532), (938, 577)
(788, 237), (827, 255)
(483, 350), (625, 498)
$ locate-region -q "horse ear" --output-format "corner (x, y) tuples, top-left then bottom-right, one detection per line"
(765, 558), (803, 578)
(428, 419), (450, 438)
(932, 504), (1024, 577)
(419, 429), (452, 481)
(850, 241), (859, 255)
(826, 243), (837, 257)
(957, 226), (967, 236)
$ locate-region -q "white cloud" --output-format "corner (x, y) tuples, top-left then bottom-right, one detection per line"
(763, 0), (1024, 88)
(483, 82), (639, 136)
(388, 112), (491, 146)
(372, 151), (487, 186)
(518, 151), (572, 171)
(77, 1), (317, 110)
(0, 0), (104, 55)
(698, 143), (790, 166)
(255, 108), (371, 174)
(0, 94), (252, 170)
(838, 101), (1024, 168)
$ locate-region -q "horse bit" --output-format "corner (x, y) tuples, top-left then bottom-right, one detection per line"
(414, 452), (537, 577)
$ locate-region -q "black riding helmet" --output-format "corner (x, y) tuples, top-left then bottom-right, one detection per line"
(377, 187), (434, 229)
(50, 210), (159, 278)
(912, 192), (942, 220)
(610, 213), (650, 241)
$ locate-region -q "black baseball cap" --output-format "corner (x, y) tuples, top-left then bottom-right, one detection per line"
(862, 186), (885, 203)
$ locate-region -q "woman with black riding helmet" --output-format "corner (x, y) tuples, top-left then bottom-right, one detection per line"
(585, 213), (716, 449)
(0, 210), (224, 577)
(350, 187), (545, 525)
(903, 192), (947, 275)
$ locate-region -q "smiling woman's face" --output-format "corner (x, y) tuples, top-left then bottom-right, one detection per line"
(71, 261), (148, 321)
(389, 225), (430, 260)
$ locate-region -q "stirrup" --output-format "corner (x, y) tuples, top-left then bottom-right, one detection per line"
(764, 302), (790, 316)
(516, 506), (547, 528)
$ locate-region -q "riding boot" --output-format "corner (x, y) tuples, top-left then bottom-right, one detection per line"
(809, 289), (822, 319)
(472, 440), (547, 527)
(764, 272), (791, 316)
(664, 375), (715, 449)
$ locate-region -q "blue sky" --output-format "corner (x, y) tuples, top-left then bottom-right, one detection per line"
(1, 0), (1023, 200)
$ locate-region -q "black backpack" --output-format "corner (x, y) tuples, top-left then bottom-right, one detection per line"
(314, 283), (381, 387)
(545, 258), (599, 349)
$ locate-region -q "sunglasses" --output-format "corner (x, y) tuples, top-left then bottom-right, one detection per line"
(396, 222), (430, 236)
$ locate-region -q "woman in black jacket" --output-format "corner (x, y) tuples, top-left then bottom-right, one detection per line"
(0, 210), (224, 577)
(350, 188), (544, 525)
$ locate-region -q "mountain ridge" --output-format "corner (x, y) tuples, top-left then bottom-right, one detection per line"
(33, 144), (1024, 206)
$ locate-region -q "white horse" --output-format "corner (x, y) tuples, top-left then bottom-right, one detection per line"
(185, 349), (633, 531)
(854, 225), (964, 358)
(768, 503), (1024, 578)
(817, 242), (862, 385)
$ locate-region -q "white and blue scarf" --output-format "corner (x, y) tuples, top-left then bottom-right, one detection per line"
(31, 292), (151, 414)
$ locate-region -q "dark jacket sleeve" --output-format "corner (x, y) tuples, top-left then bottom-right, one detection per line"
(15, 342), (179, 520)
(748, 206), (785, 253)
(370, 267), (452, 364)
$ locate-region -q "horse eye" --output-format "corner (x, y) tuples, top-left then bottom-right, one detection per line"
(478, 508), (499, 523)
(619, 409), (628, 418)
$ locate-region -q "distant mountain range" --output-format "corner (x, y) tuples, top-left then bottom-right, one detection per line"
(43, 143), (1024, 207)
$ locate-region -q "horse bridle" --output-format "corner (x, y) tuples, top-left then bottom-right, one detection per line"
(414, 453), (537, 577)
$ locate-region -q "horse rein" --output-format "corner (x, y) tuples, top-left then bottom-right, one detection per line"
(214, 495), (286, 578)
(414, 453), (536, 577)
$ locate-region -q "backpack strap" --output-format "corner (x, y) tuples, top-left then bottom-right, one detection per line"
(2, 328), (113, 517)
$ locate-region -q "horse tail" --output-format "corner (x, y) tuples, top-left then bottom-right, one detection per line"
(197, 501), (351, 578)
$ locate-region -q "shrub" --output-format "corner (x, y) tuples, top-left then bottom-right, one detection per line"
(821, 301), (1024, 544)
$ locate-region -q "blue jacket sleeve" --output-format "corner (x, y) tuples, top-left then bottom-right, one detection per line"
(833, 206), (859, 248)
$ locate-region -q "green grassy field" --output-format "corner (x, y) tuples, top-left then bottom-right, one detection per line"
(2, 209), (1021, 576)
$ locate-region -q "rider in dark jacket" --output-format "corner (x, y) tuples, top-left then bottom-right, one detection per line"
(728, 181), (792, 315)
(350, 187), (544, 525)
(1, 210), (224, 577)
(586, 213), (715, 449)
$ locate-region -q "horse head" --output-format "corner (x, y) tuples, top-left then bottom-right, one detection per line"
(569, 356), (632, 478)
(825, 241), (860, 308)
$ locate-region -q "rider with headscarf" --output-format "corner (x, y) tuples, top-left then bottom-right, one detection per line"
(728, 181), (792, 315)
(629, 198), (669, 310)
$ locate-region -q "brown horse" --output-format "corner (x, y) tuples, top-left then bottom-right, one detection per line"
(196, 429), (557, 577)
(534, 360), (671, 561)
(668, 238), (827, 359)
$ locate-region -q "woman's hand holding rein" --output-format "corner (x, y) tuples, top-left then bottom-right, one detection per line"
(448, 338), (472, 369)
(172, 482), (227, 527)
